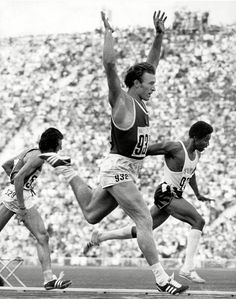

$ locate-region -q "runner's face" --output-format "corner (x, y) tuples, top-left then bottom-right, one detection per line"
(195, 134), (211, 152)
(139, 72), (156, 101)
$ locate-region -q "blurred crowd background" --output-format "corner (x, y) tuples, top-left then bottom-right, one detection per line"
(0, 10), (235, 265)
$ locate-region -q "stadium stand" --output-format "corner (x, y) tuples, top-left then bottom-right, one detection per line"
(0, 11), (235, 265)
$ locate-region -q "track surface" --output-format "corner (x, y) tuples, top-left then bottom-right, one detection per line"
(0, 266), (236, 298)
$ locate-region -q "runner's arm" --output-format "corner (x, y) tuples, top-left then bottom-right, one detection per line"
(190, 174), (215, 202)
(146, 10), (167, 72)
(101, 11), (122, 108)
(189, 174), (200, 198)
(14, 156), (42, 209)
(2, 156), (18, 176)
(146, 141), (176, 156)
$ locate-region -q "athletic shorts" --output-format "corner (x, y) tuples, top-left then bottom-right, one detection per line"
(0, 184), (37, 213)
(99, 154), (143, 188)
(154, 182), (183, 209)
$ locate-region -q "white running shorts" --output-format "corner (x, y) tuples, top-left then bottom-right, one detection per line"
(0, 184), (37, 213)
(99, 154), (143, 188)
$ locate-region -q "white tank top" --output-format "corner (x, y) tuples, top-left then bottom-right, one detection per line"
(163, 141), (199, 191)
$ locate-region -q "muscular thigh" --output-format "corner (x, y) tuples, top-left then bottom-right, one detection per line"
(165, 197), (201, 226)
(23, 207), (47, 238)
(89, 186), (118, 222)
(107, 181), (150, 222)
(150, 205), (170, 230)
(91, 186), (118, 210)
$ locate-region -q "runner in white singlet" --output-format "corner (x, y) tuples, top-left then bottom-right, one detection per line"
(84, 121), (214, 284)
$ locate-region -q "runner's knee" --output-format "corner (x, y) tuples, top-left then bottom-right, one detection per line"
(83, 208), (102, 224)
(192, 216), (205, 230)
(135, 212), (153, 232)
(35, 230), (49, 245)
(85, 214), (100, 225)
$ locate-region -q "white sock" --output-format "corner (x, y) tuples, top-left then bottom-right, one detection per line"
(43, 269), (54, 284)
(181, 229), (202, 272)
(151, 262), (169, 286)
(55, 166), (77, 183)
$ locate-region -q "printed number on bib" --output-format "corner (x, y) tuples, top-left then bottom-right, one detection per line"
(115, 174), (129, 182)
(5, 188), (16, 198)
(25, 175), (37, 189)
(179, 176), (190, 191)
(132, 127), (149, 158)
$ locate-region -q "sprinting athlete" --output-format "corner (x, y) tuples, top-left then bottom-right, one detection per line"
(83, 121), (214, 284)
(40, 10), (188, 295)
(0, 128), (71, 290)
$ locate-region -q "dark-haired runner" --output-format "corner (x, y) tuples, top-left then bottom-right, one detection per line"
(84, 121), (214, 284)
(0, 128), (71, 290)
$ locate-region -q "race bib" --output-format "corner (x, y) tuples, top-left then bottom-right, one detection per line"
(132, 127), (149, 158)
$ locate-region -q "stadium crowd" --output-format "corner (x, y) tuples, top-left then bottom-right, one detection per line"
(0, 11), (235, 264)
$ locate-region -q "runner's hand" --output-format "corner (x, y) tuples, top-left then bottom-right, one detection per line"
(16, 208), (27, 223)
(101, 11), (114, 32)
(197, 195), (215, 202)
(153, 10), (167, 34)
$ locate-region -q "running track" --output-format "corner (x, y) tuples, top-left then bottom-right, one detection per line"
(0, 266), (236, 298)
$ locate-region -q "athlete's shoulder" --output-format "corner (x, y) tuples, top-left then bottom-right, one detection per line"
(166, 141), (182, 152)
(23, 148), (44, 167)
(24, 148), (40, 159)
(159, 141), (181, 158)
(167, 141), (183, 158)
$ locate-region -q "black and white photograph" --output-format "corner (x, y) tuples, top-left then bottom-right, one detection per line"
(0, 0), (235, 298)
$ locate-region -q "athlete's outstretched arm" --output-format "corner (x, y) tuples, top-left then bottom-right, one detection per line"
(146, 10), (167, 72)
(146, 141), (176, 156)
(101, 11), (122, 107)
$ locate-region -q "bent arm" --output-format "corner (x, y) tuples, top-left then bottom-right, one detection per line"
(2, 156), (18, 176)
(14, 171), (26, 209)
(14, 156), (42, 209)
(189, 173), (200, 198)
(190, 174), (215, 202)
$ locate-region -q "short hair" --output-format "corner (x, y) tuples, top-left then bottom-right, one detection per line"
(39, 128), (63, 153)
(189, 121), (213, 139)
(124, 62), (155, 88)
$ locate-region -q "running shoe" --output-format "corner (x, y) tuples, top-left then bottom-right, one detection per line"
(156, 273), (189, 295)
(44, 272), (72, 290)
(83, 230), (100, 256)
(179, 269), (206, 283)
(0, 275), (4, 286)
(39, 153), (71, 167)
